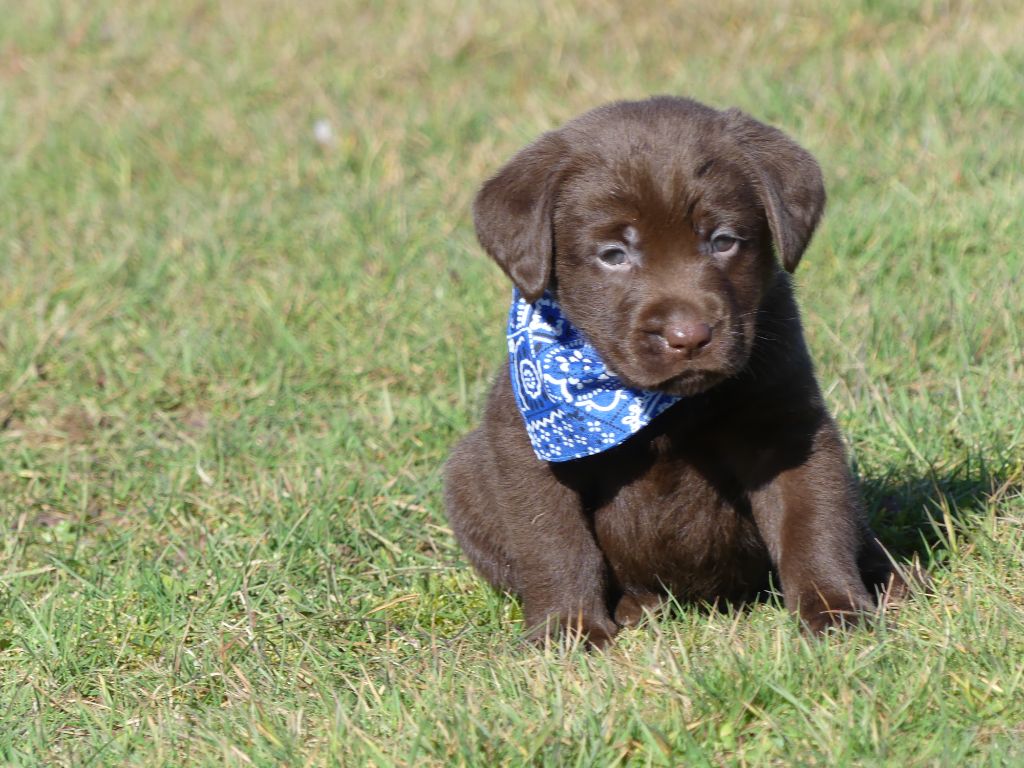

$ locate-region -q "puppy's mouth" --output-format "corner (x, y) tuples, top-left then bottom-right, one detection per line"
(609, 362), (730, 397)
(653, 369), (729, 396)
(609, 337), (745, 396)
(596, 318), (751, 396)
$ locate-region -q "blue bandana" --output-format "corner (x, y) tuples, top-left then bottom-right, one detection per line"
(507, 289), (682, 462)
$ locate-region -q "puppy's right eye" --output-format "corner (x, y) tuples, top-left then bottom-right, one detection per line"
(598, 247), (628, 267)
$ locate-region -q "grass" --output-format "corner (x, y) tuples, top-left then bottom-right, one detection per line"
(1, 0), (1023, 764)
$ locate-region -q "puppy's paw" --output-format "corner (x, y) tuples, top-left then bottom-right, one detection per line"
(877, 558), (931, 609)
(796, 590), (875, 635)
(613, 591), (664, 628)
(524, 610), (619, 651)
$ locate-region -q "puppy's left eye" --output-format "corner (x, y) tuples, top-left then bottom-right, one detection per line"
(710, 232), (742, 256)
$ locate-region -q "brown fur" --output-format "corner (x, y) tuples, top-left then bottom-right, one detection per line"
(445, 96), (898, 648)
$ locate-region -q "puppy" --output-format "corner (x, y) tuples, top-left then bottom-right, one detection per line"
(445, 96), (897, 648)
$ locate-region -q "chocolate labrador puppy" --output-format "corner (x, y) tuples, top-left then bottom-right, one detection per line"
(445, 96), (897, 648)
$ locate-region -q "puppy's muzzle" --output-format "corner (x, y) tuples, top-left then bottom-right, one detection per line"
(660, 320), (712, 359)
(642, 315), (714, 361)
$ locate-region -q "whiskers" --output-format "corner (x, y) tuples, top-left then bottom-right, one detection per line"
(718, 310), (803, 376)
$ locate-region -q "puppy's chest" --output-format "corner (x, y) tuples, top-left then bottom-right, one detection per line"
(608, 450), (746, 518)
(590, 431), (750, 520)
(589, 442), (764, 591)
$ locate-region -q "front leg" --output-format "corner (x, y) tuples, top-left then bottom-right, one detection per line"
(448, 369), (619, 648)
(750, 421), (876, 632)
(447, 433), (618, 647)
(504, 471), (619, 648)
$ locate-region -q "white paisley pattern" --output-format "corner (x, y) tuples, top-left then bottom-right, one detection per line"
(507, 289), (682, 462)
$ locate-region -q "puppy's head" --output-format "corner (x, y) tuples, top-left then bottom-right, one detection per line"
(474, 97), (825, 396)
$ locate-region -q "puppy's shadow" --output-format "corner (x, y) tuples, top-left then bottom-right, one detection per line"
(857, 455), (1019, 564)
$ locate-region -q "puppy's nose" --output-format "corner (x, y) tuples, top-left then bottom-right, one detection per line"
(662, 322), (712, 357)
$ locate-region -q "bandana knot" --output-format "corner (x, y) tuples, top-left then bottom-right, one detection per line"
(507, 289), (682, 462)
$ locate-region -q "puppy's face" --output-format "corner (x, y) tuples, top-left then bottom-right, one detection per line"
(553, 151), (774, 395)
(474, 97), (826, 395)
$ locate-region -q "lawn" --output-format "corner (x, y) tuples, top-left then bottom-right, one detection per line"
(1, 0), (1022, 764)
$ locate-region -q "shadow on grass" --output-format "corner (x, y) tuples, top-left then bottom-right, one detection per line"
(858, 453), (1021, 565)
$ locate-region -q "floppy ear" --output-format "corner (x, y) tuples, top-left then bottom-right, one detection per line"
(473, 132), (569, 301)
(725, 109), (826, 273)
